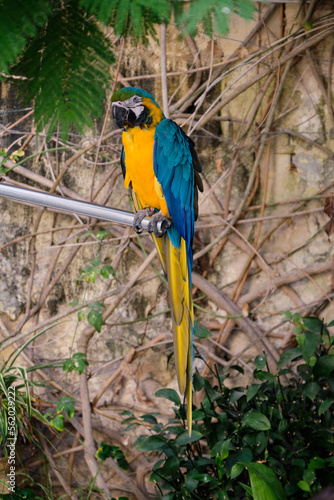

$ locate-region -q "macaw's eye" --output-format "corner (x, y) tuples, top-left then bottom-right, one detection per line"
(133, 96), (141, 103)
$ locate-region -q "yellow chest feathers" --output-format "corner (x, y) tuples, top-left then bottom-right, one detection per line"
(122, 126), (168, 215)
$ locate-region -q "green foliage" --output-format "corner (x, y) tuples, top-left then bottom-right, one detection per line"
(0, 0), (51, 75)
(78, 256), (115, 284)
(75, 254), (115, 332)
(193, 321), (212, 338)
(0, 148), (25, 173)
(45, 396), (75, 431)
(80, 0), (171, 43)
(122, 314), (334, 499)
(63, 352), (89, 374)
(181, 0), (256, 38)
(11, 0), (114, 140)
(0, 0), (255, 139)
(0, 323), (65, 449)
(242, 462), (287, 500)
(96, 441), (129, 470)
(0, 487), (44, 500)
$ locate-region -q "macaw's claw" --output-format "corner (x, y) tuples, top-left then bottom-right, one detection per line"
(133, 208), (155, 233)
(148, 210), (172, 237)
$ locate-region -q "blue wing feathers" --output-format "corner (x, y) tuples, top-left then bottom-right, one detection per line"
(154, 119), (198, 268)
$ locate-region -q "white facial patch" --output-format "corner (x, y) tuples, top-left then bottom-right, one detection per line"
(131, 104), (145, 118)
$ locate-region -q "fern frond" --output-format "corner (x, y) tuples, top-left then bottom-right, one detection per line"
(80, 0), (171, 43)
(213, 4), (230, 36)
(169, 0), (185, 29)
(0, 0), (51, 75)
(181, 0), (256, 37)
(12, 1), (115, 140)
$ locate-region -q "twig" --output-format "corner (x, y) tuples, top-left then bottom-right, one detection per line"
(79, 371), (111, 497)
(239, 261), (332, 306)
(190, 26), (334, 132)
(160, 24), (169, 118)
(0, 109), (34, 137)
(192, 272), (280, 366)
(37, 431), (79, 500)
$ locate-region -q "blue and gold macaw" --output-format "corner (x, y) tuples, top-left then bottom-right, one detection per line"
(111, 87), (203, 434)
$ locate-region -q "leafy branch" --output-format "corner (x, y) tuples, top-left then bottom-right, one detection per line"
(0, 0), (255, 139)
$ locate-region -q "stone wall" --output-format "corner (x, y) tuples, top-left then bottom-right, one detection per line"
(0, 1), (334, 496)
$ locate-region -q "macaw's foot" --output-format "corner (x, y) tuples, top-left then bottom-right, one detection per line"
(133, 208), (155, 234)
(147, 211), (172, 237)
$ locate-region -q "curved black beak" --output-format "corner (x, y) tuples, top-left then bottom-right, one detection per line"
(112, 103), (129, 130)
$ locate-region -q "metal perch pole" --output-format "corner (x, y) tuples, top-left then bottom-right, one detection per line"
(0, 184), (161, 233)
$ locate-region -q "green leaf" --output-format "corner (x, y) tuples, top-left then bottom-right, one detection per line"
(193, 371), (205, 391)
(308, 457), (325, 470)
(242, 462), (287, 500)
(247, 383), (261, 402)
(96, 230), (111, 240)
(78, 310), (86, 321)
(302, 332), (321, 364)
(303, 381), (320, 402)
(255, 355), (267, 370)
(255, 431), (267, 453)
(239, 483), (253, 496)
(101, 265), (116, 278)
(140, 413), (158, 424)
(180, 0), (255, 37)
(70, 299), (79, 306)
(230, 364), (244, 374)
(302, 317), (324, 334)
(91, 256), (101, 267)
(318, 398), (334, 415)
(160, 455), (180, 475)
(0, 0), (51, 74)
(50, 414), (65, 432)
(185, 469), (199, 492)
(277, 347), (302, 371)
(192, 473), (213, 483)
(221, 438), (231, 459)
(155, 388), (181, 405)
(231, 463), (244, 478)
(174, 430), (203, 445)
(297, 480), (311, 493)
(137, 435), (166, 451)
(254, 371), (277, 384)
(13, 2), (115, 139)
(281, 310), (292, 319)
(63, 352), (88, 374)
(303, 468), (315, 486)
(81, 0), (170, 42)
(96, 441), (114, 461)
(313, 355), (334, 378)
(226, 448), (252, 478)
(87, 309), (103, 332)
(193, 321), (212, 338)
(57, 397), (75, 420)
(243, 411), (271, 431)
(230, 390), (245, 404)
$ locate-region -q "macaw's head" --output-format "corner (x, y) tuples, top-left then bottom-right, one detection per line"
(111, 87), (164, 130)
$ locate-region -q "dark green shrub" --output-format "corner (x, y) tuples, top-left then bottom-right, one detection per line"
(122, 314), (334, 499)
